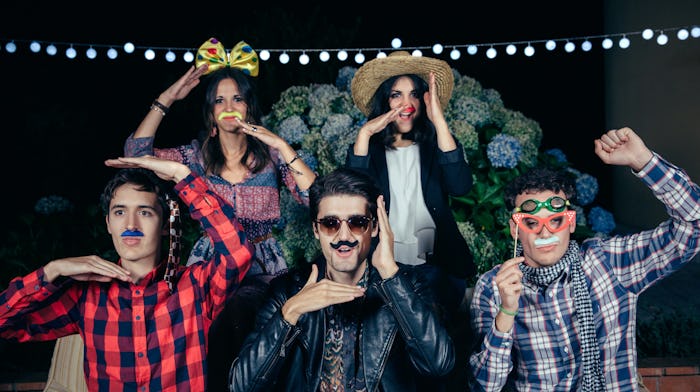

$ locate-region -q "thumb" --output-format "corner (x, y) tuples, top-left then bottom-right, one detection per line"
(304, 264), (319, 287)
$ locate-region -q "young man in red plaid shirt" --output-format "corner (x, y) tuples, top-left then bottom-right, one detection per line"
(0, 155), (252, 391)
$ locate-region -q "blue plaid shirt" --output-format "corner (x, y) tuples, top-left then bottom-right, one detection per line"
(470, 153), (700, 391)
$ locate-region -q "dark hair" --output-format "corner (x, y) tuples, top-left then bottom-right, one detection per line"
(100, 168), (171, 220)
(504, 167), (577, 211)
(367, 74), (434, 148)
(309, 168), (380, 221)
(200, 67), (271, 175)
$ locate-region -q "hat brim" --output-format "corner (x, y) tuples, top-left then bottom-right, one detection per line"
(351, 52), (454, 116)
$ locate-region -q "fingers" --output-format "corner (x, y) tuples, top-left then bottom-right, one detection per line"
(304, 264), (319, 287)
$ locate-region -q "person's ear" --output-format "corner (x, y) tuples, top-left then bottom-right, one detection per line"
(105, 216), (112, 234)
(312, 222), (320, 240)
(371, 218), (379, 237)
(509, 218), (518, 240)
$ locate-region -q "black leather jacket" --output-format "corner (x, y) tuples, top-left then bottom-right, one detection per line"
(229, 257), (455, 391)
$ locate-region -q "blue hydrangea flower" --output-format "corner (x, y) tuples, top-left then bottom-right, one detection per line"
(575, 173), (599, 206)
(335, 66), (357, 92)
(34, 195), (74, 215)
(486, 134), (521, 169)
(545, 148), (568, 163)
(588, 206), (615, 234)
(277, 115), (309, 145)
(296, 149), (318, 172)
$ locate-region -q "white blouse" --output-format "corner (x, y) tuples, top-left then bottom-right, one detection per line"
(385, 144), (436, 265)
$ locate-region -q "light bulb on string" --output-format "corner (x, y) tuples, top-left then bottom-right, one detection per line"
(524, 44), (535, 57)
(354, 52), (365, 64)
(692, 26), (700, 38)
(319, 51), (330, 62)
(123, 42), (135, 54)
(86, 47), (97, 59)
(506, 44), (517, 55)
(581, 40), (592, 51)
(545, 40), (556, 51)
(376, 51), (387, 59)
(391, 38), (402, 48)
(144, 49), (155, 60)
(65, 46), (77, 59)
(411, 49), (422, 57)
(30, 41), (41, 53)
(299, 52), (310, 65)
(259, 50), (270, 61)
(279, 52), (290, 64)
(486, 47), (497, 59)
(183, 51), (194, 63)
(619, 36), (630, 49)
(450, 47), (461, 60)
(657, 32), (668, 45)
(46, 44), (57, 56)
(165, 50), (176, 62)
(432, 44), (443, 54)
(337, 50), (348, 61)
(677, 29), (689, 40)
(5, 41), (16, 53)
(107, 48), (118, 59)
(642, 28), (654, 40)
(602, 38), (613, 49)
(467, 45), (477, 55)
(564, 41), (575, 53)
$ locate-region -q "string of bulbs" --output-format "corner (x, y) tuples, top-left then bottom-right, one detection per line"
(1, 25), (697, 65)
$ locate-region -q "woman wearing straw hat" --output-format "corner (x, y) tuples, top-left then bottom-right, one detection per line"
(123, 38), (316, 391)
(346, 51), (477, 389)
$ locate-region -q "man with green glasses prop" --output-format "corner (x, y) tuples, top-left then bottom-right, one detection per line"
(469, 127), (700, 391)
(230, 167), (455, 391)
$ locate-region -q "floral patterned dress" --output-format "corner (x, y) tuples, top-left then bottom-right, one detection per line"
(124, 134), (309, 277)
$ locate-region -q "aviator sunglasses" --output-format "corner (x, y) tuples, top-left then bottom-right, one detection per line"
(314, 215), (374, 236)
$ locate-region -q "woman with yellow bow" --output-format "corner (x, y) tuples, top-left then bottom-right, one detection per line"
(123, 37), (316, 390)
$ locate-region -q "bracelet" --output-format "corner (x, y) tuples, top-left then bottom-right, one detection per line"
(150, 104), (166, 116)
(151, 100), (170, 115)
(285, 154), (303, 175)
(499, 304), (517, 317)
(287, 154), (301, 165)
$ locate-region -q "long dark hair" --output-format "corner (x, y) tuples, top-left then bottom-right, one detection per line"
(200, 68), (271, 176)
(367, 74), (435, 148)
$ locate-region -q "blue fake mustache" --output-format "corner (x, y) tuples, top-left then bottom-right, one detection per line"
(331, 240), (358, 249)
(121, 229), (144, 237)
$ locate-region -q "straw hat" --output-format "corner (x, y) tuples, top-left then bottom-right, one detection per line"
(351, 51), (454, 116)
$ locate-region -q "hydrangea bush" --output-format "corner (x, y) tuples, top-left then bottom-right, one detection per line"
(263, 66), (616, 275)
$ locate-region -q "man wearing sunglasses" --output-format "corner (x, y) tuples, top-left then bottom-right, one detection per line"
(230, 167), (455, 391)
(469, 127), (700, 391)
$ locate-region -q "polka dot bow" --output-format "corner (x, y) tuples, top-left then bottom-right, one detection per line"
(195, 38), (259, 77)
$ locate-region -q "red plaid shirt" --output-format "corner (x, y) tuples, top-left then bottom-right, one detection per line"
(0, 173), (253, 391)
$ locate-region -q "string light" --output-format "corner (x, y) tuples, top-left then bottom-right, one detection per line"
(1, 24), (697, 65)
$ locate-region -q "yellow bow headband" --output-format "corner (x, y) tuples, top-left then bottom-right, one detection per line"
(195, 38), (259, 77)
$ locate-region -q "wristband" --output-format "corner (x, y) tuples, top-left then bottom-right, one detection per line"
(499, 304), (517, 317)
(152, 100), (170, 115)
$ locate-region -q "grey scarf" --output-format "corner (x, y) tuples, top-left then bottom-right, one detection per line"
(518, 241), (605, 391)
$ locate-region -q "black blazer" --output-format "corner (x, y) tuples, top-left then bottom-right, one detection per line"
(345, 138), (476, 280)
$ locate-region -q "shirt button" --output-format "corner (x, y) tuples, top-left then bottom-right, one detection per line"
(135, 290), (141, 295)
(567, 372), (572, 378)
(136, 315), (141, 320)
(549, 292), (554, 298)
(564, 347), (569, 353)
(138, 352), (144, 358)
(555, 318), (560, 325)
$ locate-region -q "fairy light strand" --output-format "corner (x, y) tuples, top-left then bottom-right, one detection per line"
(1, 24), (698, 64)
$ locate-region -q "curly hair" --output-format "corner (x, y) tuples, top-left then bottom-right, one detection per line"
(504, 166), (577, 211)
